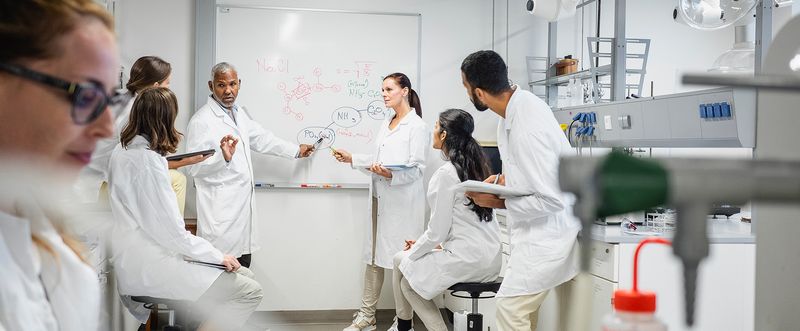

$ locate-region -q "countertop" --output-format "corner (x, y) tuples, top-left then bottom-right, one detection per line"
(589, 217), (754, 244)
(495, 210), (753, 244)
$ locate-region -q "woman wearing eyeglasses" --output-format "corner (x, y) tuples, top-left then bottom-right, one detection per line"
(0, 1), (120, 330)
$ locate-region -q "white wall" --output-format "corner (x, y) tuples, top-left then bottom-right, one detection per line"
(115, 0), (195, 135)
(115, 0), (201, 216)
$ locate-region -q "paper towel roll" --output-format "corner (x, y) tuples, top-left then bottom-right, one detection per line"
(529, 0), (579, 22)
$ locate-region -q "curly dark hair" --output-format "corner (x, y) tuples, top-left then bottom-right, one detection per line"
(460, 50), (512, 95)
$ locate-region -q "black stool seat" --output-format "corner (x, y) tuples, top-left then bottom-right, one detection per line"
(131, 296), (192, 309)
(448, 278), (503, 299)
(447, 278), (503, 330)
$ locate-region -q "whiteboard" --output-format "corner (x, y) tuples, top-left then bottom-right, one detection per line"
(215, 6), (421, 184)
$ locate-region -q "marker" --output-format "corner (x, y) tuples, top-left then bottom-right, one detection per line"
(312, 137), (324, 151)
(300, 184), (319, 188)
(255, 183), (275, 188)
(330, 146), (338, 156)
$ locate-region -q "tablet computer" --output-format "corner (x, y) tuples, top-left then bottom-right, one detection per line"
(166, 149), (215, 161)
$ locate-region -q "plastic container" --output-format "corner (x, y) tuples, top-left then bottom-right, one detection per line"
(644, 210), (676, 233)
(601, 237), (670, 331)
(554, 55), (579, 76)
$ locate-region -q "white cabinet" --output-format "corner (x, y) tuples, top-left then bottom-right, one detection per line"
(589, 240), (755, 331)
(589, 275), (617, 331)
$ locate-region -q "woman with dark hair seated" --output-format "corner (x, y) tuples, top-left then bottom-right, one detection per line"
(390, 109), (502, 331)
(108, 87), (262, 331)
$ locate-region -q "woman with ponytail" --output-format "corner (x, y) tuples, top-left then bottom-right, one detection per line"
(333, 72), (429, 331)
(389, 109), (502, 331)
(77, 56), (203, 216)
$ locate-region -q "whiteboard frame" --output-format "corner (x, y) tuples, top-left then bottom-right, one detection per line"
(211, 4), (423, 96)
(200, 4), (424, 184)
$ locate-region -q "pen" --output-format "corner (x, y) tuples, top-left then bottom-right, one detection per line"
(493, 173), (501, 185)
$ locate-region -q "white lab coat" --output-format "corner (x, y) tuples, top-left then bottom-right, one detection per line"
(351, 110), (428, 269)
(74, 93), (134, 202)
(398, 162), (502, 300)
(0, 197), (100, 330)
(496, 86), (581, 298)
(185, 96), (299, 257)
(108, 135), (224, 301)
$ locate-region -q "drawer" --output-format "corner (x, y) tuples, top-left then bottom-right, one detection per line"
(589, 241), (618, 282)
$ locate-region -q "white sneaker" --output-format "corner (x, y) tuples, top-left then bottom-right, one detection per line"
(386, 317), (414, 331)
(343, 312), (376, 331)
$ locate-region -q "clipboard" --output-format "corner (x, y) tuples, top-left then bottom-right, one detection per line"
(363, 164), (413, 171)
(456, 180), (532, 198)
(184, 259), (227, 270)
(382, 164), (412, 170)
(166, 149), (215, 161)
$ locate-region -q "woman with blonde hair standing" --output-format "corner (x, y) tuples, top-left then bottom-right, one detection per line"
(334, 72), (429, 331)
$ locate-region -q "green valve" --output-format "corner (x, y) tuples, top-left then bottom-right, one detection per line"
(596, 152), (669, 218)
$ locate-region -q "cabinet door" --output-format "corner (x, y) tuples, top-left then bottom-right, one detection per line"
(590, 241), (619, 282)
(618, 243), (755, 330)
(590, 275), (617, 331)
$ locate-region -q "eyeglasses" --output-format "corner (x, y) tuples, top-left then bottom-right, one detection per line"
(0, 62), (128, 125)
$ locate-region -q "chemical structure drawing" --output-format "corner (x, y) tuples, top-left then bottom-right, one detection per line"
(296, 99), (386, 148)
(336, 61), (375, 79)
(277, 67), (342, 121)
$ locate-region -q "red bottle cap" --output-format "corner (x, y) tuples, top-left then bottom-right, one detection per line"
(614, 289), (657, 312)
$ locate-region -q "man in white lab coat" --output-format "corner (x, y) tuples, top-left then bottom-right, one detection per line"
(461, 50), (581, 330)
(186, 62), (314, 268)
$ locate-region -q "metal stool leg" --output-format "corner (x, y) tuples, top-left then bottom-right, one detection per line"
(467, 297), (483, 331)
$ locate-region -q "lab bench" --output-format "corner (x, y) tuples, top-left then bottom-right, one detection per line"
(587, 218), (755, 331)
(444, 212), (755, 331)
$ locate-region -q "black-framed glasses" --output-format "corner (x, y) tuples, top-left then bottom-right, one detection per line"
(0, 62), (128, 125)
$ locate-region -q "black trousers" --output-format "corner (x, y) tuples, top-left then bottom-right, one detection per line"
(237, 254), (252, 268)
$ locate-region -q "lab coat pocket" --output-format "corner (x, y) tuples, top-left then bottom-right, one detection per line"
(209, 185), (240, 225)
